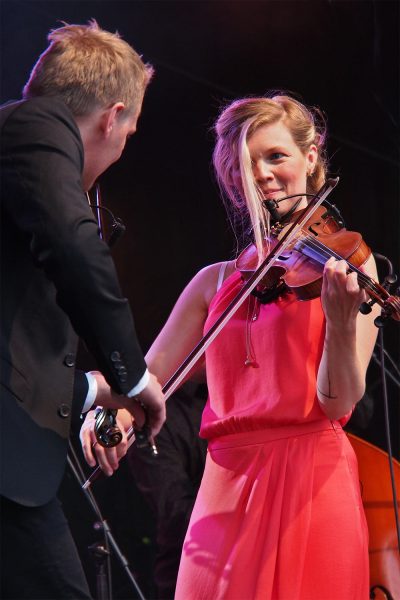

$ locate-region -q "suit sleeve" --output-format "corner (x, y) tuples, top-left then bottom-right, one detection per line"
(1, 98), (147, 394)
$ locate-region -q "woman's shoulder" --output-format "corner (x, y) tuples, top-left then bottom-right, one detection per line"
(198, 260), (236, 282)
(188, 260), (237, 308)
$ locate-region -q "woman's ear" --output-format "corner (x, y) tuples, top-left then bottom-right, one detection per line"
(306, 144), (318, 174)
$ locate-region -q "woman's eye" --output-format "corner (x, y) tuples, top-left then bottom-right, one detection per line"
(270, 152), (285, 160)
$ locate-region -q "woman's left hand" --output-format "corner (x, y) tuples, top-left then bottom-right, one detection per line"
(317, 254), (379, 420)
(321, 257), (367, 327)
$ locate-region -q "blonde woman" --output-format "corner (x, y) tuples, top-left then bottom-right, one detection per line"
(83, 94), (379, 599)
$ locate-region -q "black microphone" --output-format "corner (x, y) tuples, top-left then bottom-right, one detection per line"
(262, 184), (341, 226)
(88, 203), (126, 249)
(263, 199), (281, 223)
(262, 193), (313, 224)
(107, 218), (126, 248)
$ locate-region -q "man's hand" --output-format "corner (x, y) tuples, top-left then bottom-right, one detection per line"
(88, 371), (166, 437)
(81, 371), (165, 475)
(80, 409), (132, 476)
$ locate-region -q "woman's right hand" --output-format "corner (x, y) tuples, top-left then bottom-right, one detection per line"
(128, 372), (166, 437)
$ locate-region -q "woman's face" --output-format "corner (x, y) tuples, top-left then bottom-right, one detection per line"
(242, 119), (317, 217)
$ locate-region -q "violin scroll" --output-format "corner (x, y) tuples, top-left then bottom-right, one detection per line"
(374, 265), (400, 325)
(94, 408), (123, 448)
(373, 294), (400, 327)
(359, 265), (400, 326)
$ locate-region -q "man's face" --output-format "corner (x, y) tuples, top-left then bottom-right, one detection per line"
(81, 102), (142, 191)
(102, 107), (141, 170)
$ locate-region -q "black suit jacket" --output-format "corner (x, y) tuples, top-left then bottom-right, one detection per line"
(0, 97), (147, 506)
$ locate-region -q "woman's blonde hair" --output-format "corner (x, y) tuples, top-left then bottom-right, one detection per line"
(213, 94), (328, 261)
(23, 20), (154, 118)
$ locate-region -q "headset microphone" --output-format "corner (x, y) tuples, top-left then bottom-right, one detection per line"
(262, 190), (345, 228)
(263, 199), (281, 223)
(262, 193), (310, 224)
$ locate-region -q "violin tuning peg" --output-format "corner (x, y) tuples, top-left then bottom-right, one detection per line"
(384, 273), (397, 287)
(373, 314), (387, 328)
(359, 301), (374, 315)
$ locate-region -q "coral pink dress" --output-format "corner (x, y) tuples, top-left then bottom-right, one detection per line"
(175, 271), (369, 600)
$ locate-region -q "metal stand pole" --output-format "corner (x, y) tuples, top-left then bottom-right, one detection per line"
(67, 443), (146, 600)
(88, 542), (110, 600)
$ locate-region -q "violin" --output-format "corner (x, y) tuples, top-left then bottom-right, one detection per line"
(236, 205), (400, 323)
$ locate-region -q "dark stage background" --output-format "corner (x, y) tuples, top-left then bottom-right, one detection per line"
(1, 1), (399, 598)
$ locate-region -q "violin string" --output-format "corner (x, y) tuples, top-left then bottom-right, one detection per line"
(298, 233), (382, 295)
(300, 234), (371, 283)
(302, 236), (378, 293)
(302, 237), (381, 295)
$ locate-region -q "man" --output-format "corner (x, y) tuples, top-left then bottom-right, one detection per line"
(0, 21), (165, 599)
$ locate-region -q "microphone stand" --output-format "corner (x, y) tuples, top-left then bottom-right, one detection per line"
(70, 185), (146, 599)
(67, 442), (146, 600)
(371, 349), (400, 388)
(370, 253), (400, 555)
(376, 328), (400, 555)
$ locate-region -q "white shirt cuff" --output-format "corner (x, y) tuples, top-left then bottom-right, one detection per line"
(127, 369), (150, 397)
(82, 372), (98, 413)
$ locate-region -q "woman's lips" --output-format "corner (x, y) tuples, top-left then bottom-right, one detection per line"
(262, 189), (283, 199)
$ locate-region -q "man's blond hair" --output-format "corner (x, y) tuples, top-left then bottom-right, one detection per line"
(23, 20), (154, 117)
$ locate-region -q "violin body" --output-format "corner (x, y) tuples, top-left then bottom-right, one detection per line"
(236, 206), (400, 321)
(237, 206), (371, 301)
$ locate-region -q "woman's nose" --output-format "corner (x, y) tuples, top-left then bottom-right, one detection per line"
(253, 160), (273, 182)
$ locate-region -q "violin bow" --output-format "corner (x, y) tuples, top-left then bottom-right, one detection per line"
(82, 177), (339, 489)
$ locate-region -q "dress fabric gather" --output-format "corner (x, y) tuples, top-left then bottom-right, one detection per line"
(175, 271), (369, 600)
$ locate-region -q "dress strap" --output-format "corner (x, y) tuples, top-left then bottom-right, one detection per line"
(216, 261), (229, 292)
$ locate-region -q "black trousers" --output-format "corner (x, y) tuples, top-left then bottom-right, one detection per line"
(0, 495), (92, 599)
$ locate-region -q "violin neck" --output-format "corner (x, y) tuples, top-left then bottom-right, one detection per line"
(298, 235), (385, 304)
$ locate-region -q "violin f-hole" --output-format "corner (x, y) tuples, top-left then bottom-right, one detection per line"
(308, 223), (321, 236)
